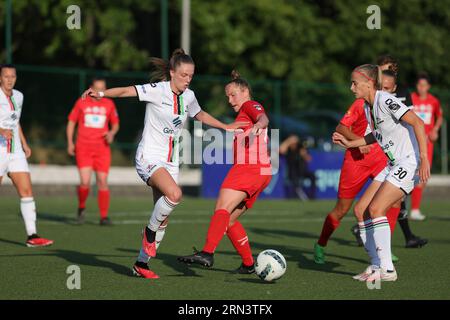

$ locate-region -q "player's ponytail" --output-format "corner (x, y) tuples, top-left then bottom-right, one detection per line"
(227, 69), (252, 97)
(375, 65), (382, 90)
(149, 48), (194, 82)
(353, 64), (382, 90)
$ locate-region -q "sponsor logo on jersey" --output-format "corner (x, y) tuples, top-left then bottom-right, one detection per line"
(381, 140), (394, 151)
(163, 127), (175, 134)
(173, 116), (182, 128)
(162, 101), (172, 107)
(254, 104), (262, 111)
(141, 85), (147, 93)
(10, 113), (18, 121)
(385, 98), (400, 112)
(388, 103), (400, 112)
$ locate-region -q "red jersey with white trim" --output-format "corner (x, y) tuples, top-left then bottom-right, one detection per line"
(340, 99), (385, 164)
(411, 92), (442, 135)
(68, 96), (119, 145)
(233, 100), (270, 166)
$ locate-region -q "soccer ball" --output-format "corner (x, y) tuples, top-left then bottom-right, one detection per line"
(255, 249), (287, 282)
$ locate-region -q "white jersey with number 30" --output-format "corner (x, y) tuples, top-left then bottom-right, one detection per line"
(134, 81), (201, 167)
(365, 90), (419, 165)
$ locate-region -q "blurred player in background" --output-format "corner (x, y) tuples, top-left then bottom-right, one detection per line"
(178, 70), (271, 274)
(350, 55), (428, 249)
(280, 135), (316, 200)
(334, 64), (429, 282)
(82, 49), (245, 279)
(67, 77), (120, 225)
(0, 64), (54, 247)
(409, 72), (443, 221)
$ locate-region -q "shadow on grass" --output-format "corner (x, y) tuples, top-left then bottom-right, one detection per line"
(248, 226), (359, 248)
(36, 211), (78, 225)
(0, 245), (132, 277)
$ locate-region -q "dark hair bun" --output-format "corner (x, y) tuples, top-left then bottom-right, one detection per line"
(231, 70), (241, 80)
(172, 48), (186, 57)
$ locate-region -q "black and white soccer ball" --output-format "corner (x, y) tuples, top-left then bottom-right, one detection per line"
(255, 249), (287, 282)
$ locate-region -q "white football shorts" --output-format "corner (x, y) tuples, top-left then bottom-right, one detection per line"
(374, 154), (419, 194)
(0, 153), (30, 177)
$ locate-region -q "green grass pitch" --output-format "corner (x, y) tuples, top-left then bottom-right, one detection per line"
(0, 196), (449, 299)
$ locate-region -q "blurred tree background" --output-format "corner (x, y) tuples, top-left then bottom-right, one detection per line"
(0, 0), (449, 167)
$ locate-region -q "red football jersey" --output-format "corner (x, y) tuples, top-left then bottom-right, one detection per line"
(68, 96), (119, 145)
(411, 92), (442, 135)
(339, 99), (385, 163)
(233, 100), (270, 166)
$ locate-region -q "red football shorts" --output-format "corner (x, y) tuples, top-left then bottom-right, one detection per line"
(220, 164), (272, 209)
(75, 143), (111, 173)
(338, 158), (386, 199)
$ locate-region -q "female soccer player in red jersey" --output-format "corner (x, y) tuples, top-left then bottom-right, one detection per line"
(409, 73), (443, 221)
(82, 49), (245, 279)
(177, 71), (271, 273)
(67, 78), (120, 225)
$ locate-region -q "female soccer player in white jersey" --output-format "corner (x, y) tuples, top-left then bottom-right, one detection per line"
(82, 49), (245, 279)
(0, 64), (54, 247)
(333, 64), (429, 282)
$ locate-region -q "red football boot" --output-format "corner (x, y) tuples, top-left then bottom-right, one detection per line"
(26, 234), (54, 247)
(132, 264), (159, 279)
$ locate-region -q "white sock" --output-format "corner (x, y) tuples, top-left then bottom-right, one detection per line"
(137, 225), (167, 263)
(148, 196), (177, 232)
(372, 216), (394, 271)
(359, 220), (380, 266)
(155, 225), (167, 250)
(21, 197), (37, 236)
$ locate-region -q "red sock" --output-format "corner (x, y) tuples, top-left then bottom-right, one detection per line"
(98, 189), (110, 219)
(77, 186), (90, 209)
(411, 186), (423, 210)
(227, 221), (254, 266)
(203, 209), (230, 254)
(386, 207), (400, 232)
(317, 214), (340, 247)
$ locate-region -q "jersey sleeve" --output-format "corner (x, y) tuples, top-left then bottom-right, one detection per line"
(68, 98), (82, 122)
(134, 83), (161, 104)
(187, 92), (202, 118)
(241, 101), (266, 123)
(434, 98), (443, 119)
(109, 100), (120, 125)
(382, 94), (411, 121)
(340, 100), (363, 127)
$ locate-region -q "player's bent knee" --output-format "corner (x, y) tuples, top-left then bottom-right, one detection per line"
(353, 205), (364, 220)
(167, 188), (182, 204)
(368, 203), (382, 218)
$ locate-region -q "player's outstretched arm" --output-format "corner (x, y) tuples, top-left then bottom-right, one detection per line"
(82, 86), (137, 99)
(251, 113), (269, 135)
(401, 110), (430, 183)
(194, 110), (249, 131)
(332, 132), (366, 149)
(336, 123), (372, 154)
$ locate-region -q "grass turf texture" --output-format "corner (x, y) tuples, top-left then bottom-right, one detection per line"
(0, 196), (449, 300)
